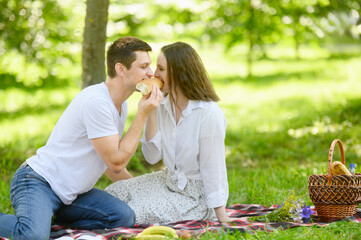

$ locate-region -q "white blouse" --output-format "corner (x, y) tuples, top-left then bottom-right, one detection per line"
(141, 96), (229, 209)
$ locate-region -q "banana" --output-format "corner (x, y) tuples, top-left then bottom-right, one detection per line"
(135, 234), (168, 240)
(138, 226), (179, 239)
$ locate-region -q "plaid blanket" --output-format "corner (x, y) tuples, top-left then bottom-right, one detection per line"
(49, 204), (361, 239)
(1, 204), (360, 240)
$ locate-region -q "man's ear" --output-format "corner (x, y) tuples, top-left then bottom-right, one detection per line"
(115, 63), (125, 76)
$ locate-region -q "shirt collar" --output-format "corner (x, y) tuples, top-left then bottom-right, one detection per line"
(161, 95), (205, 118)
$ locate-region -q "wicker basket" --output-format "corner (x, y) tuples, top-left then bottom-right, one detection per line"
(308, 139), (361, 221)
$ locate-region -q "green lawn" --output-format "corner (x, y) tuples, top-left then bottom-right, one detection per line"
(1, 43), (361, 239)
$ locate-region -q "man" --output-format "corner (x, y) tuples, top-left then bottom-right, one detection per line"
(0, 36), (163, 240)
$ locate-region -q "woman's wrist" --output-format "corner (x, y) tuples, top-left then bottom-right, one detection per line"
(214, 206), (229, 222)
(145, 110), (157, 141)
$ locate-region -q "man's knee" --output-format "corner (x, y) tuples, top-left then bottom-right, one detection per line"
(14, 228), (50, 240)
(110, 204), (135, 228)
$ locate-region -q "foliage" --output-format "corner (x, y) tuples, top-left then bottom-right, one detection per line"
(0, 0), (84, 86)
(106, 0), (361, 46)
(1, 0), (360, 85)
(198, 221), (361, 239)
(249, 191), (314, 223)
(201, 0), (360, 75)
(107, 0), (205, 42)
(1, 1), (361, 237)
(1, 44), (361, 240)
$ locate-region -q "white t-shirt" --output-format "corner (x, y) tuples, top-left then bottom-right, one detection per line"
(141, 96), (228, 209)
(27, 82), (127, 205)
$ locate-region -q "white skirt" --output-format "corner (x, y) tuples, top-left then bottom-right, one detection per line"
(105, 168), (215, 225)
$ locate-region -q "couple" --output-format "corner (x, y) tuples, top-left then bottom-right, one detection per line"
(0, 37), (232, 240)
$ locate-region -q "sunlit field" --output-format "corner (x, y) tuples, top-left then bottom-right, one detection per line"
(1, 43), (361, 238)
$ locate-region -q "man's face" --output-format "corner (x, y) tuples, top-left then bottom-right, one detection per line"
(123, 51), (153, 89)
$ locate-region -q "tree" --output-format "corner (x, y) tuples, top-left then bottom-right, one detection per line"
(204, 0), (281, 77)
(82, 0), (109, 88)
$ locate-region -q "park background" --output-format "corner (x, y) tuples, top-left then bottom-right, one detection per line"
(1, 0), (361, 239)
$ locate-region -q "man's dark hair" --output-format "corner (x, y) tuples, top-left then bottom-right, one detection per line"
(106, 36), (152, 77)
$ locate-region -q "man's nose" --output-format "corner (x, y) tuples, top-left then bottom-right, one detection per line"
(147, 67), (154, 77)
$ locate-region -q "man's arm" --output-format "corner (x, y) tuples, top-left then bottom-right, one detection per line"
(92, 86), (163, 174)
(91, 111), (148, 173)
(105, 168), (133, 182)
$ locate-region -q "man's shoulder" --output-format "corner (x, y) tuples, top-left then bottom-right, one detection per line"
(76, 83), (109, 103)
(80, 82), (106, 95)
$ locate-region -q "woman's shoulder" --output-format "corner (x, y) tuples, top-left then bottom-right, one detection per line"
(198, 101), (226, 136)
(199, 101), (224, 116)
(196, 101), (226, 126)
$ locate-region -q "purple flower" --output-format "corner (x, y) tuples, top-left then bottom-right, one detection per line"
(303, 218), (311, 223)
(301, 204), (314, 219)
(277, 203), (283, 209)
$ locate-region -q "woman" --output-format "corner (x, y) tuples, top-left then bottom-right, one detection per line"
(105, 42), (231, 224)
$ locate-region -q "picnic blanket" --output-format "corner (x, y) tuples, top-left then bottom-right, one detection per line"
(49, 204), (361, 240)
(1, 204), (360, 240)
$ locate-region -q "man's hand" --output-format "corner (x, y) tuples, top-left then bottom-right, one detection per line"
(137, 85), (163, 119)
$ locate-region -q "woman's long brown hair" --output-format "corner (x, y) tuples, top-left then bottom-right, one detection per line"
(161, 42), (219, 105)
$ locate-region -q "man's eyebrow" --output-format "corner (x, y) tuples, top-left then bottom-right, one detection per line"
(140, 62), (151, 66)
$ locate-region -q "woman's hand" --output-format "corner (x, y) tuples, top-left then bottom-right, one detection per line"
(214, 206), (244, 223)
(214, 206), (230, 223)
(220, 217), (243, 223)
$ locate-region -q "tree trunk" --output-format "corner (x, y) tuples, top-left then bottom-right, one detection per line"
(82, 0), (109, 89)
(259, 44), (268, 59)
(247, 38), (253, 78)
(246, 3), (254, 78)
(294, 30), (300, 60)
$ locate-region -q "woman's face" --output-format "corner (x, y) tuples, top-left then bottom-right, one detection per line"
(154, 51), (169, 93)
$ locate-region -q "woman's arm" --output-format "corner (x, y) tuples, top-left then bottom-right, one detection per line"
(141, 108), (163, 164)
(214, 206), (231, 222)
(144, 109), (157, 141)
(199, 136), (229, 212)
(199, 104), (229, 221)
(215, 206), (242, 223)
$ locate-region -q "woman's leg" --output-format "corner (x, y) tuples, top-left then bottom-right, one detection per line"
(54, 188), (135, 229)
(106, 169), (178, 225)
(0, 164), (62, 240)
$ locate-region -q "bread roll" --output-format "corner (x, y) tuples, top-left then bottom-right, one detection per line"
(331, 161), (352, 176)
(136, 78), (163, 95)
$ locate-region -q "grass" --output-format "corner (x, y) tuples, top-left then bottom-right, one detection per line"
(202, 221), (361, 240)
(1, 43), (361, 238)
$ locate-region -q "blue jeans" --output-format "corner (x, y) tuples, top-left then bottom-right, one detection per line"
(0, 164), (134, 240)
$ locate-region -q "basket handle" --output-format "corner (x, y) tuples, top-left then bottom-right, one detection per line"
(326, 139), (346, 185)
